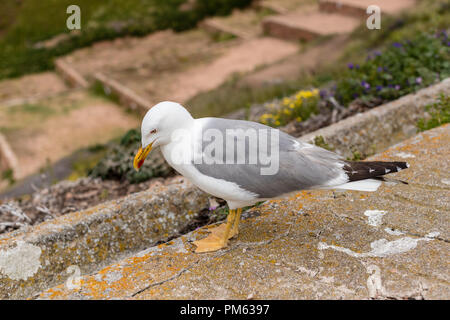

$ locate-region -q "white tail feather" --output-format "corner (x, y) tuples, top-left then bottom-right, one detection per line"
(329, 179), (382, 192)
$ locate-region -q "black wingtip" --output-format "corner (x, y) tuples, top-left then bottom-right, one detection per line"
(343, 161), (410, 182)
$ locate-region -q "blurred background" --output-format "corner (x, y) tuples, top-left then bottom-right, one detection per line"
(0, 0), (448, 231)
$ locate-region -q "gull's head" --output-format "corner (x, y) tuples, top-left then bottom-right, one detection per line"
(133, 101), (193, 171)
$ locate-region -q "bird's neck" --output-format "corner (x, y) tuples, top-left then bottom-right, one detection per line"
(160, 118), (197, 168)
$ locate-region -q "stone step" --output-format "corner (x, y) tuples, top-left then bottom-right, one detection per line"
(256, 0), (315, 14)
(262, 6), (361, 41)
(200, 8), (265, 40)
(319, 0), (416, 18)
(94, 72), (151, 115)
(200, 19), (256, 40)
(54, 59), (89, 89)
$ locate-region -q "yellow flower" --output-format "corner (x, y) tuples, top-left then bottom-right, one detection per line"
(282, 98), (291, 106)
(296, 117), (302, 122)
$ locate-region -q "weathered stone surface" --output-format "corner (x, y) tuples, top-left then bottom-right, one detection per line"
(39, 125), (450, 300)
(300, 78), (450, 159)
(0, 177), (210, 299)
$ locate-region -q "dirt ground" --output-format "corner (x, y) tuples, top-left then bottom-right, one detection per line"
(165, 37), (298, 103)
(0, 89), (139, 179)
(241, 35), (349, 87)
(0, 72), (69, 105)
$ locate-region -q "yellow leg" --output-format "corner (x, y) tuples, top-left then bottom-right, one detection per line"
(231, 208), (242, 238)
(193, 209), (237, 253)
(205, 207), (242, 240)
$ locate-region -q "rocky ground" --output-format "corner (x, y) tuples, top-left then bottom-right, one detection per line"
(38, 124), (450, 300)
(0, 176), (228, 236)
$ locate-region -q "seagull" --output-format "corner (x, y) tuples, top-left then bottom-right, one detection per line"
(134, 101), (409, 253)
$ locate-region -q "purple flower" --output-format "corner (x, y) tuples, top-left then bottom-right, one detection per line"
(347, 63), (354, 69)
(376, 85), (383, 91)
(366, 50), (381, 61)
(415, 77), (422, 84)
(355, 64), (360, 69)
(447, 41), (450, 46)
(319, 89), (328, 99)
(395, 85), (401, 90)
(393, 42), (402, 48)
(377, 66), (383, 72)
(361, 80), (370, 89)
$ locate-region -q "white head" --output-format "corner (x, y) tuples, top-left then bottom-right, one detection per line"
(133, 101), (193, 170)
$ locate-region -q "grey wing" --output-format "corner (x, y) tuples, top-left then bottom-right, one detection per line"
(192, 118), (347, 198)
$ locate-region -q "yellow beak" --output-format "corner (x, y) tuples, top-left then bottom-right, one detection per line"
(133, 143), (153, 171)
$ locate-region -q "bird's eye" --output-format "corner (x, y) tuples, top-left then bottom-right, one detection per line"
(150, 129), (157, 134)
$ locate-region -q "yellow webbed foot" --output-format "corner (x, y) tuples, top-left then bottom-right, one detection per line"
(193, 208), (240, 253)
(193, 233), (228, 253)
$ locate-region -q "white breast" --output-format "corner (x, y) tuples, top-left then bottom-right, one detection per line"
(159, 120), (257, 205)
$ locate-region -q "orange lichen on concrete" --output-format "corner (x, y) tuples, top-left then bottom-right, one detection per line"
(36, 125), (450, 300)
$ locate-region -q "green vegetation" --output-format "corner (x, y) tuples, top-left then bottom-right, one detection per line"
(89, 129), (174, 183)
(313, 136), (332, 151)
(187, 71), (329, 118)
(334, 32), (449, 106)
(0, 0), (22, 36)
(0, 0), (253, 80)
(210, 31), (236, 43)
(347, 150), (363, 162)
(67, 146), (108, 181)
(417, 94), (450, 131)
(341, 0), (450, 63)
(255, 30), (449, 129)
(90, 81), (121, 105)
(7, 103), (56, 118)
(1, 169), (15, 186)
